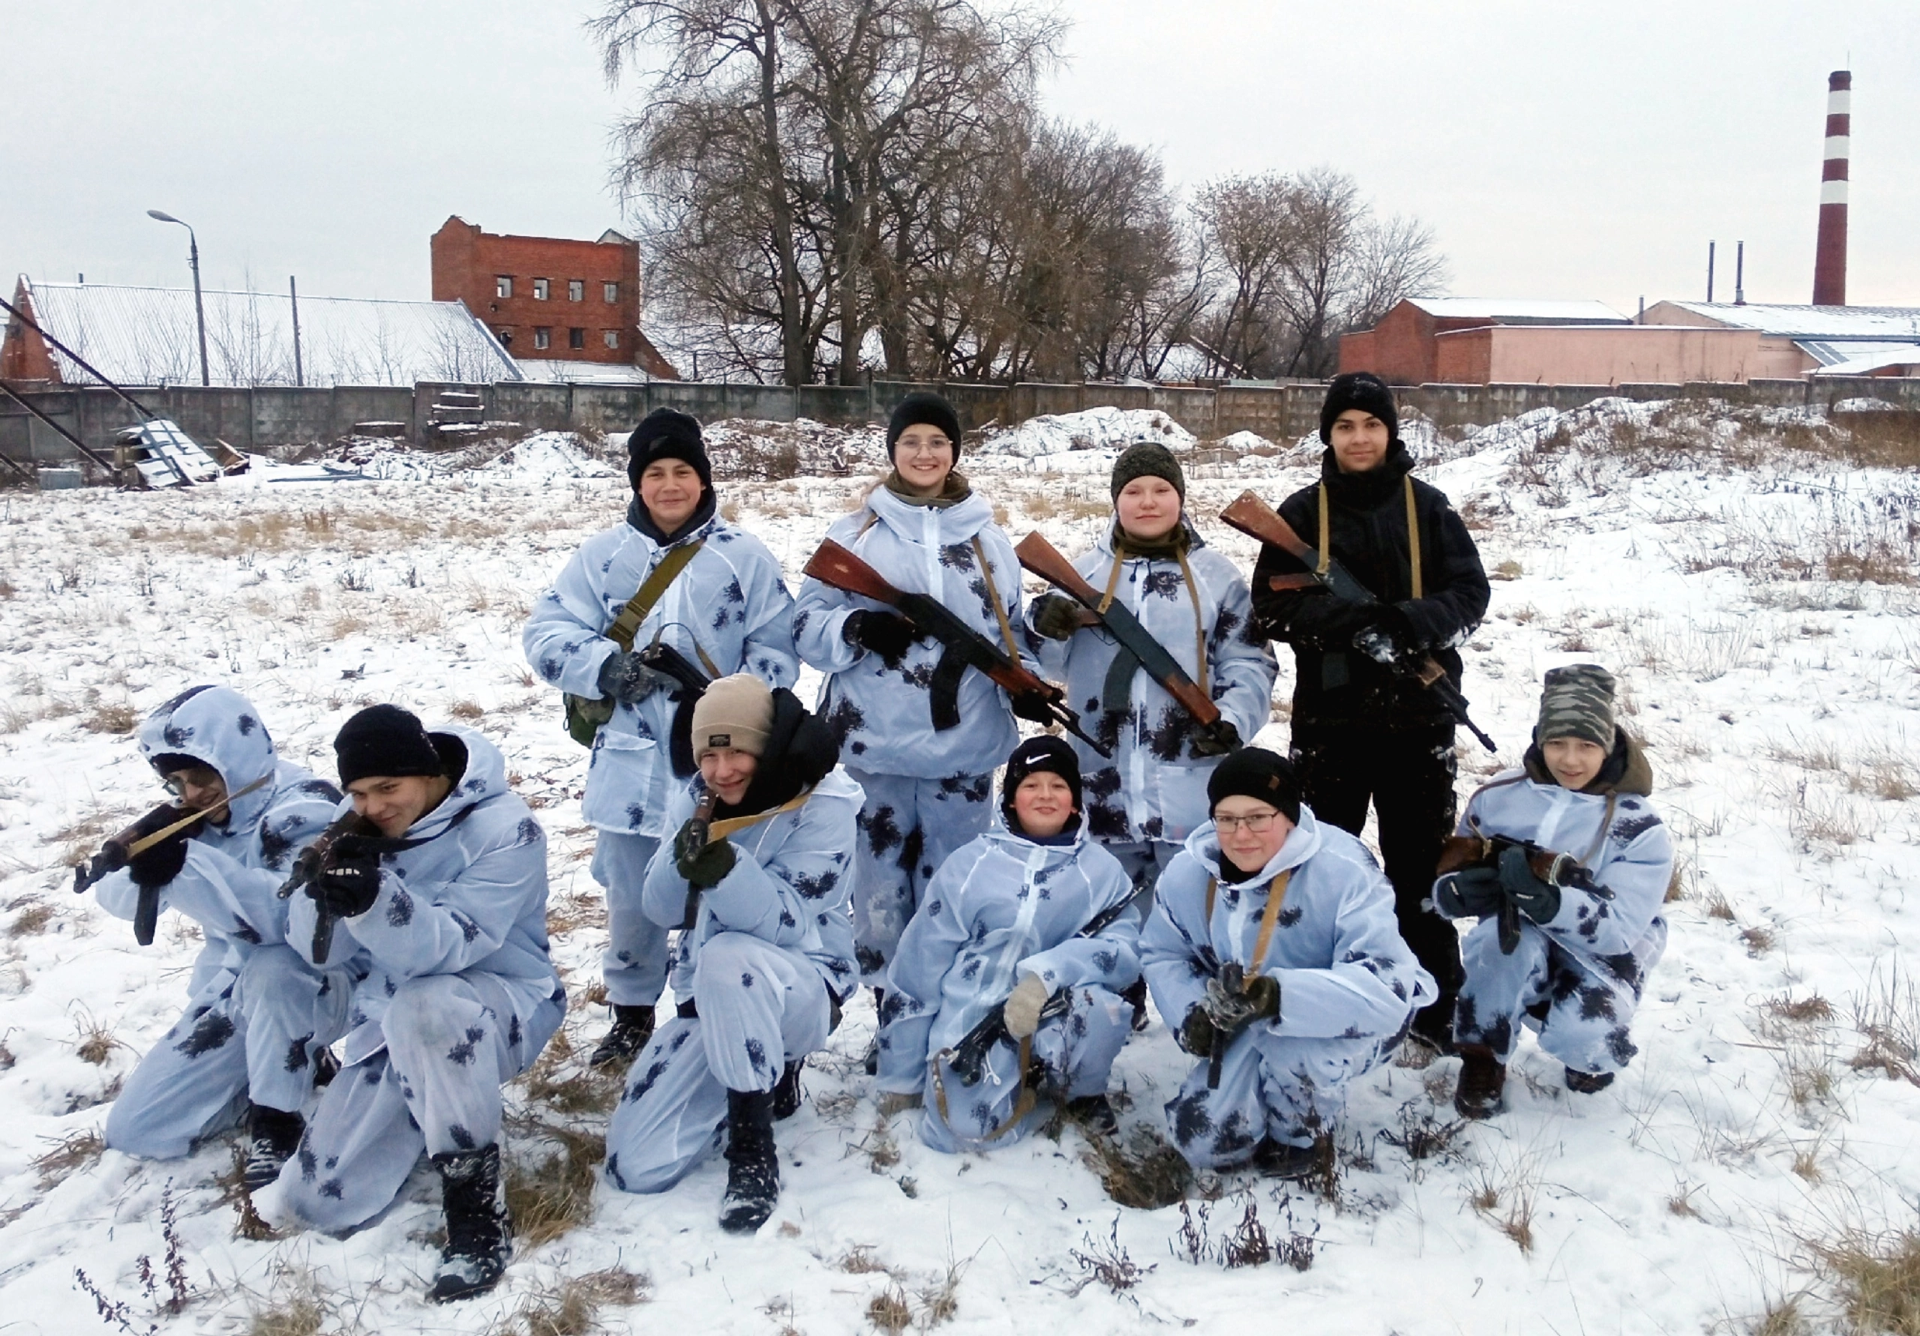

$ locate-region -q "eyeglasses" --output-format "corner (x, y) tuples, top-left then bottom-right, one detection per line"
(1213, 810), (1283, 834)
(897, 437), (951, 456)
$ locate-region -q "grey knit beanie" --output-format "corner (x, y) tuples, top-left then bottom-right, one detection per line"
(1110, 441), (1186, 501)
(1536, 664), (1617, 748)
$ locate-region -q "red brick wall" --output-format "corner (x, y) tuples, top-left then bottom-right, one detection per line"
(1340, 302), (1447, 384)
(430, 218), (643, 365)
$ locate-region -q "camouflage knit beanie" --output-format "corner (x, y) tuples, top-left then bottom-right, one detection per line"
(1110, 441), (1186, 501)
(1536, 664), (1616, 748)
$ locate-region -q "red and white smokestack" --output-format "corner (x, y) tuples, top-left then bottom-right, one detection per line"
(1813, 70), (1850, 307)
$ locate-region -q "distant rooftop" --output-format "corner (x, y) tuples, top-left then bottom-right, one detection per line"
(1654, 301), (1920, 341)
(513, 358), (654, 384)
(18, 278), (520, 388)
(1405, 297), (1632, 324)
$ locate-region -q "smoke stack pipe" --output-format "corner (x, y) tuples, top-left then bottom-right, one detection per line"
(1735, 241), (1745, 305)
(1813, 70), (1850, 306)
(1707, 241), (1716, 303)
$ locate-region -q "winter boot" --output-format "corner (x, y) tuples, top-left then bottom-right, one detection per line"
(719, 1088), (780, 1235)
(588, 1004), (655, 1070)
(863, 988), (886, 1076)
(1565, 1066), (1616, 1095)
(427, 1145), (512, 1304)
(1120, 977), (1152, 1033)
(1453, 1044), (1507, 1120)
(1066, 1094), (1119, 1138)
(1407, 995), (1458, 1057)
(241, 1103), (305, 1191)
(1250, 1137), (1319, 1181)
(772, 1059), (806, 1120)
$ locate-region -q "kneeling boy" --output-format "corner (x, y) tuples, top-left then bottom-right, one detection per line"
(875, 736), (1140, 1150)
(1437, 664), (1673, 1118)
(603, 674), (860, 1234)
(1143, 749), (1434, 1178)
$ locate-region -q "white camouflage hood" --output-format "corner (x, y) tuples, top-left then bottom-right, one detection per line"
(136, 684), (281, 831)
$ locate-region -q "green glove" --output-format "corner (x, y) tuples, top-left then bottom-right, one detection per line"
(1178, 1005), (1218, 1057)
(1497, 844), (1561, 925)
(675, 822), (736, 890)
(1202, 970), (1281, 1034)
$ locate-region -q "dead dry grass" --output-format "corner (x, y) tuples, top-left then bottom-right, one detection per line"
(502, 1118), (605, 1250)
(487, 1267), (648, 1336)
(33, 1128), (104, 1189)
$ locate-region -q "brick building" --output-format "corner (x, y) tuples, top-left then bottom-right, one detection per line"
(430, 217), (677, 377)
(1339, 298), (1632, 384)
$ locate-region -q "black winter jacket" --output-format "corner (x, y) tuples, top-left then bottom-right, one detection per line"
(1251, 444), (1489, 730)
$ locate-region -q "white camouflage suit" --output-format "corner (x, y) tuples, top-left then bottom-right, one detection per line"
(523, 508), (796, 1006)
(793, 484), (1024, 986)
(1025, 523), (1277, 902)
(603, 768), (862, 1192)
(1437, 739), (1673, 1076)
(876, 817), (1140, 1152)
(95, 685), (350, 1159)
(1142, 810), (1436, 1166)
(265, 727), (564, 1232)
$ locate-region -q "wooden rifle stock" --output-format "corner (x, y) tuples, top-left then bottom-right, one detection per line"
(1013, 531), (1223, 732)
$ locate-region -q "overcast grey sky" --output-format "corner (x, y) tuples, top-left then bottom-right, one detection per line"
(7, 1), (1916, 317)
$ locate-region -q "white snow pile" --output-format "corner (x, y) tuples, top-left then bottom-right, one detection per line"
(475, 432), (615, 481)
(1213, 429), (1277, 454)
(704, 416), (889, 478)
(2, 400), (1919, 1333)
(980, 406), (1195, 459)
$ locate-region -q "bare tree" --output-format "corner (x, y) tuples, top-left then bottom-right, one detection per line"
(1188, 173), (1298, 379)
(1346, 212), (1450, 333)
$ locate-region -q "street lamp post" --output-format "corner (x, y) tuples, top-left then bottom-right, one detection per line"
(147, 209), (209, 387)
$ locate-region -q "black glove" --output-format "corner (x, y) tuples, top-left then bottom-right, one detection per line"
(1190, 718), (1240, 758)
(674, 819), (737, 889)
(1352, 606), (1418, 666)
(314, 834), (384, 918)
(1290, 592), (1376, 649)
(1497, 844), (1561, 925)
(843, 611), (918, 665)
(1433, 865), (1505, 919)
(597, 651), (671, 706)
(1202, 971), (1281, 1035)
(1030, 594), (1086, 642)
(123, 803), (200, 891)
(1178, 1004), (1218, 1057)
(1009, 688), (1058, 726)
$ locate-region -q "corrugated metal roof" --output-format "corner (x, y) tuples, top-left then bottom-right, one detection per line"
(1660, 302), (1920, 341)
(1406, 297), (1631, 324)
(1806, 343), (1920, 376)
(512, 358), (654, 384)
(22, 279), (521, 388)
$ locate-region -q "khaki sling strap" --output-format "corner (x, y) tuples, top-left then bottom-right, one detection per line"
(1202, 867), (1294, 973)
(1099, 545), (1212, 696)
(704, 788), (813, 843)
(1317, 476), (1422, 599)
(610, 540), (705, 652)
(972, 536), (1024, 667)
(931, 1030), (1039, 1146)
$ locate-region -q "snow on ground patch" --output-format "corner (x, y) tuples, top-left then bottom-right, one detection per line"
(981, 406), (1195, 458)
(1213, 429), (1276, 454)
(1, 405), (1918, 1333)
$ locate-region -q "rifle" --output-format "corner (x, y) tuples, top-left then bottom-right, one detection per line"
(1206, 961), (1251, 1089)
(278, 812), (384, 964)
(1219, 491), (1498, 753)
(674, 791), (720, 930)
(73, 773), (275, 945)
(641, 640), (714, 778)
(1014, 531), (1237, 753)
(941, 896), (1135, 1088)
(803, 538), (1110, 757)
(1435, 830), (1612, 954)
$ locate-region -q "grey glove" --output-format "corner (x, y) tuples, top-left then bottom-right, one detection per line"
(1030, 594), (1086, 642)
(1201, 971), (1280, 1034)
(1434, 865), (1505, 919)
(597, 651), (671, 705)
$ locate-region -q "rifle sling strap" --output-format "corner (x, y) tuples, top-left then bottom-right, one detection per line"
(1202, 867), (1294, 977)
(931, 1032), (1037, 1146)
(971, 537), (1023, 668)
(608, 540), (705, 653)
(704, 789), (813, 843)
(1316, 476), (1422, 599)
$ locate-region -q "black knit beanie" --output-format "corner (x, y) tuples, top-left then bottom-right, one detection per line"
(886, 392), (962, 461)
(627, 407), (712, 492)
(1206, 747), (1302, 823)
(1001, 734), (1083, 825)
(1318, 372), (1399, 445)
(1110, 441), (1186, 501)
(334, 704), (445, 788)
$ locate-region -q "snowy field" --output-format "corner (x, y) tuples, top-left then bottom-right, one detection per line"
(1, 399), (1918, 1334)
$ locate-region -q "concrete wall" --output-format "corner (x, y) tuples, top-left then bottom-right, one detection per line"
(7, 375), (1920, 472)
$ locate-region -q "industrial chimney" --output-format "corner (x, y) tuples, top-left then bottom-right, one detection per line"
(1813, 70), (1850, 307)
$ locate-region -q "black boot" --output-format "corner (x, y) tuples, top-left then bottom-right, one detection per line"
(1066, 1094), (1118, 1137)
(1120, 977), (1151, 1033)
(1454, 1044), (1507, 1120)
(772, 1059), (805, 1120)
(241, 1103), (305, 1191)
(427, 1145), (511, 1303)
(589, 1004), (655, 1069)
(1565, 1066), (1615, 1094)
(1407, 995), (1457, 1056)
(1251, 1137), (1319, 1181)
(863, 988), (885, 1076)
(720, 1088), (779, 1235)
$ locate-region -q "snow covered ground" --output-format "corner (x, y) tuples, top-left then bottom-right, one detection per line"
(1, 399), (1917, 1334)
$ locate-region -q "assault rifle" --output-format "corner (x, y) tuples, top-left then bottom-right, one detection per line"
(674, 791), (720, 930)
(278, 812), (384, 964)
(638, 640), (713, 778)
(1219, 491), (1497, 753)
(1434, 830), (1612, 953)
(1013, 531), (1237, 754)
(942, 896), (1136, 1087)
(1206, 962), (1253, 1089)
(803, 538), (1109, 757)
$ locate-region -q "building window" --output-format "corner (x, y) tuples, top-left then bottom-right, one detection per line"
(497, 328), (513, 347)
(568, 327), (586, 350)
(603, 282), (619, 304)
(603, 329), (620, 349)
(533, 327), (551, 350)
(568, 279), (584, 302)
(532, 278), (550, 300)
(496, 275), (513, 299)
